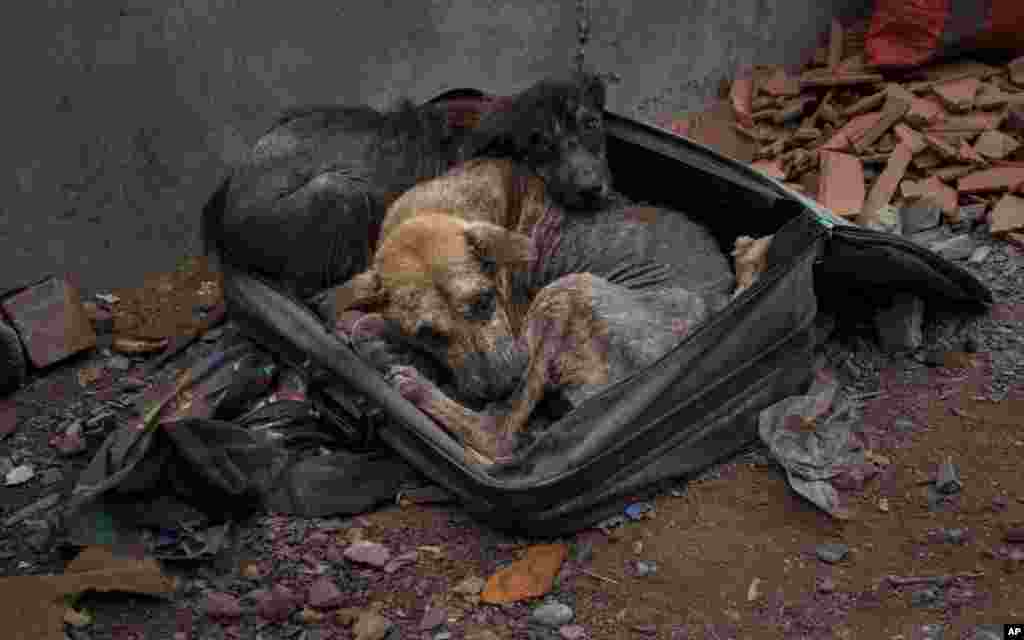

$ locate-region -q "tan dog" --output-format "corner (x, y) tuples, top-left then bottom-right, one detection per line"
(330, 158), (714, 462)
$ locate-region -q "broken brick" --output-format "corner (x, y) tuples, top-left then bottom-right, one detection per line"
(800, 71), (884, 89)
(1006, 105), (1024, 133)
(989, 193), (1024, 236)
(751, 159), (786, 181)
(819, 150), (865, 217)
(933, 165), (974, 183)
(893, 124), (927, 154)
(926, 112), (1003, 135)
(1, 276), (97, 369)
(822, 111), (882, 151)
(905, 96), (947, 128)
(861, 143), (913, 225)
(958, 140), (988, 166)
(773, 96), (815, 125)
(913, 149), (944, 169)
(923, 133), (960, 161)
(730, 73), (755, 128)
(918, 59), (1001, 84)
(841, 90), (885, 117)
(931, 77), (981, 113)
(1009, 56), (1024, 87)
(958, 167), (1024, 194)
(902, 175), (958, 222)
(973, 130), (1021, 160)
(761, 68), (801, 97)
(853, 87), (911, 153)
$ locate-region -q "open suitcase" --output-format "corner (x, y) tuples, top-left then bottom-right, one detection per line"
(223, 88), (992, 537)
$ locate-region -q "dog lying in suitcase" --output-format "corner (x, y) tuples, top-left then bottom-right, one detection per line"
(322, 156), (743, 464)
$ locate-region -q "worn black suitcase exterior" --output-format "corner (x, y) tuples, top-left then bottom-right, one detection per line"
(224, 93), (991, 537)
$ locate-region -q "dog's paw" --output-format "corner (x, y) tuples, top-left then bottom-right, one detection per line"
(388, 366), (430, 406)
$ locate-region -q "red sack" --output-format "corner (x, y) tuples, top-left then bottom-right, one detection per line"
(866, 0), (1024, 69)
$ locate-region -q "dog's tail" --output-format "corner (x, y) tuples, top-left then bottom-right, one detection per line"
(200, 176), (231, 258)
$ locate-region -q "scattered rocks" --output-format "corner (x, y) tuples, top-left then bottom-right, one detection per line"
(910, 586), (942, 608)
(969, 245), (992, 264)
(383, 549), (418, 574)
(559, 625), (587, 640)
(254, 584), (299, 623)
(901, 198), (943, 235)
(419, 606), (447, 631)
(635, 560), (658, 577)
(4, 464), (35, 486)
(531, 603), (574, 628)
(817, 577), (836, 593)
(929, 233), (975, 261)
(51, 420), (86, 457)
(204, 592), (242, 621)
(452, 576), (487, 596)
(353, 610), (393, 640)
(815, 543), (850, 564)
(307, 577), (345, 609)
(1005, 527), (1024, 543)
(935, 458), (963, 494)
(874, 294), (924, 352)
(944, 528), (967, 545)
(344, 541), (392, 568)
(107, 355), (133, 371)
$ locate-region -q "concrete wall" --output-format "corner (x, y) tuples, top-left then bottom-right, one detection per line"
(1, 0), (868, 295)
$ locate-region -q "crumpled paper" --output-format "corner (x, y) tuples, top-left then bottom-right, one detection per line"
(758, 366), (876, 519)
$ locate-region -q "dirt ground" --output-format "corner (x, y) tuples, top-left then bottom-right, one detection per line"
(2, 231), (1022, 640)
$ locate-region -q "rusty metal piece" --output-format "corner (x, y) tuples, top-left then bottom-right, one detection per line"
(0, 276), (96, 369)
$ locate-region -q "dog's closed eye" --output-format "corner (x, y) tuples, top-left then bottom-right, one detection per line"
(582, 116), (601, 131)
(414, 320), (449, 347)
(466, 288), (497, 321)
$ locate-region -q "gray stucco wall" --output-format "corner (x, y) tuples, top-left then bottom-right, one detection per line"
(1, 0), (868, 295)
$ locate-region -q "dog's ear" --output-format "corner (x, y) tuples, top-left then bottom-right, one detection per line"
(464, 222), (533, 273)
(331, 269), (386, 314)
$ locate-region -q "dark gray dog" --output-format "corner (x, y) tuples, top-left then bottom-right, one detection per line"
(201, 72), (612, 299)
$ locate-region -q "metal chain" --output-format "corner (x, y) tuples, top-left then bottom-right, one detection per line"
(575, 0), (590, 74)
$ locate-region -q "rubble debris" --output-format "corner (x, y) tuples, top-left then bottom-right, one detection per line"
(893, 123), (927, 153)
(0, 318), (26, 395)
(861, 144), (912, 223)
(935, 458), (963, 495)
(800, 71), (884, 89)
(930, 234), (975, 261)
(816, 542), (850, 564)
(989, 193), (1024, 237)
(974, 130), (1021, 160)
(3, 493), (61, 527)
(5, 464), (35, 486)
(0, 276), (96, 369)
(1009, 56), (1024, 86)
(900, 198), (942, 235)
(481, 543), (567, 604)
(0, 545), (176, 640)
(958, 167), (1024, 194)
(0, 399), (17, 438)
(853, 86), (911, 153)
(818, 151), (865, 217)
(901, 177), (958, 222)
(762, 68), (800, 97)
(932, 77), (981, 113)
(353, 610), (393, 640)
(112, 336), (169, 356)
(532, 602), (574, 628)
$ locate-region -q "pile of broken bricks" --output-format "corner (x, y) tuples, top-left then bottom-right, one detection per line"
(731, 19), (1024, 259)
